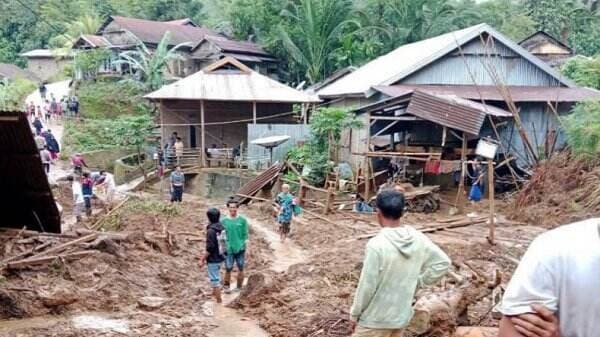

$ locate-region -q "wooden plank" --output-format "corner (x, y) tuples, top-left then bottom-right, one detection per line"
(35, 233), (98, 257)
(488, 159), (495, 245)
(8, 251), (96, 269)
(200, 100), (206, 167)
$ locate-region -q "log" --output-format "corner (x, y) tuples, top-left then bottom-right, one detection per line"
(7, 251), (96, 269)
(0, 241), (52, 265)
(75, 229), (138, 242)
(91, 196), (130, 230)
(35, 233), (98, 257)
(0, 228), (78, 239)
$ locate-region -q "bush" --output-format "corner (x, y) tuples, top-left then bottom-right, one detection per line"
(0, 78), (36, 111)
(561, 55), (600, 90)
(563, 101), (600, 160)
(77, 80), (152, 119)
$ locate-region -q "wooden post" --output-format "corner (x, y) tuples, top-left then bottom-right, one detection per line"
(159, 99), (165, 195)
(487, 159), (495, 245)
(200, 100), (206, 167)
(455, 133), (467, 214)
(323, 187), (335, 215)
(298, 181), (307, 206)
(302, 103), (308, 124)
(364, 112), (372, 199)
(252, 101), (257, 124)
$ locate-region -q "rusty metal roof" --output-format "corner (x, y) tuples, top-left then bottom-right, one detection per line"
(204, 36), (271, 57)
(406, 91), (487, 135)
(373, 84), (600, 103)
(0, 63), (39, 82)
(0, 111), (61, 233)
(235, 163), (284, 204)
(145, 57), (320, 103)
(76, 34), (113, 48)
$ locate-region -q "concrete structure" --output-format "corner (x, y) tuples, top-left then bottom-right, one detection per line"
(145, 57), (319, 167)
(316, 23), (600, 167)
(72, 16), (278, 80)
(20, 49), (72, 82)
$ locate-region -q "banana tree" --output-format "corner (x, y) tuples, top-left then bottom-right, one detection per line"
(117, 32), (190, 90)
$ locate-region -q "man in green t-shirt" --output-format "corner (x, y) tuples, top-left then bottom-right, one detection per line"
(222, 200), (249, 293)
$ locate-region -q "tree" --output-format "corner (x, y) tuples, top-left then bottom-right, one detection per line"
(117, 32), (189, 90)
(50, 15), (103, 51)
(563, 101), (600, 160)
(562, 55), (600, 89)
(277, 0), (355, 84)
(112, 114), (155, 185)
(287, 107), (361, 185)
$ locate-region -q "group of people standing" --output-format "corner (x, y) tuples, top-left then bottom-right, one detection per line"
(35, 129), (60, 174)
(68, 166), (115, 222)
(200, 201), (249, 303)
(27, 93), (79, 124)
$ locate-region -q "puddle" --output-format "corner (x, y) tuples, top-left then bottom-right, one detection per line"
(0, 313), (129, 334)
(72, 314), (129, 334)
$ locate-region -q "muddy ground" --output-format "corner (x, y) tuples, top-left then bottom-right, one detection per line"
(1, 187), (546, 337)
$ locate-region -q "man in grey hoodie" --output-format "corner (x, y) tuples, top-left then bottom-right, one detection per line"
(350, 189), (451, 337)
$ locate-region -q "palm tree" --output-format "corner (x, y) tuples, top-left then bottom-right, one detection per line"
(277, 0), (354, 84)
(50, 15), (102, 51)
(117, 32), (190, 90)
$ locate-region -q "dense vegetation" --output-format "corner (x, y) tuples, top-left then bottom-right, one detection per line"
(2, 0), (600, 84)
(0, 78), (36, 111)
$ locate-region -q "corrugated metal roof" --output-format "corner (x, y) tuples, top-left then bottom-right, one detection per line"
(406, 91), (486, 135)
(373, 84), (600, 102)
(78, 34), (113, 48)
(20, 49), (72, 58)
(0, 63), (40, 82)
(145, 57), (320, 103)
(0, 111), (61, 233)
(205, 36), (271, 57)
(164, 18), (198, 27)
(317, 23), (574, 97)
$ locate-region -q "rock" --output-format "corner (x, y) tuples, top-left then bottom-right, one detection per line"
(138, 296), (169, 310)
(455, 327), (499, 337)
(39, 289), (78, 307)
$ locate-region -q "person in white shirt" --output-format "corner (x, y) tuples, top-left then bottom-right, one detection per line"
(498, 219), (600, 337)
(67, 175), (85, 223)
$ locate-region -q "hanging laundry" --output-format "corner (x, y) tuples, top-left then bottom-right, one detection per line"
(424, 159), (441, 174)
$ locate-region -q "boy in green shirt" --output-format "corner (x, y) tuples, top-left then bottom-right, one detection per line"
(221, 200), (249, 293)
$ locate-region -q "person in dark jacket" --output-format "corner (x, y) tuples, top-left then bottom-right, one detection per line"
(32, 117), (43, 135)
(43, 129), (60, 160)
(199, 208), (225, 303)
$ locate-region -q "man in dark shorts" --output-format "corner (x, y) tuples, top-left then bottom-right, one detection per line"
(221, 200), (249, 293)
(199, 208), (225, 303)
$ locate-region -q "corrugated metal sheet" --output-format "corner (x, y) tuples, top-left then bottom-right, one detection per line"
(247, 124), (311, 165)
(373, 85), (600, 102)
(235, 163), (284, 203)
(146, 58), (320, 103)
(317, 23), (573, 97)
(401, 54), (561, 86)
(0, 111), (61, 233)
(406, 91), (486, 135)
(79, 34), (112, 48)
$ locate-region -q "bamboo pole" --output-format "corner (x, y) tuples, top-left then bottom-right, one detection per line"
(455, 133), (467, 214)
(488, 159), (495, 245)
(200, 100), (206, 167)
(364, 112), (371, 199)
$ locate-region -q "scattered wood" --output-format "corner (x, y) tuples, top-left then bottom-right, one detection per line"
(0, 241), (53, 265)
(7, 251), (97, 269)
(0, 228), (78, 239)
(90, 196), (130, 230)
(35, 233), (98, 257)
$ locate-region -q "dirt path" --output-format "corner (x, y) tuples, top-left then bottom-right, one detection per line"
(207, 214), (309, 337)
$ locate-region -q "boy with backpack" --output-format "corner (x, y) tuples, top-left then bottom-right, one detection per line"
(199, 208), (226, 303)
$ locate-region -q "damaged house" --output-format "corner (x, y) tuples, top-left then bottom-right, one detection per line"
(316, 23), (600, 174)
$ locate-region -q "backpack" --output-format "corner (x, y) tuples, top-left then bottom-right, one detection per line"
(217, 228), (227, 256)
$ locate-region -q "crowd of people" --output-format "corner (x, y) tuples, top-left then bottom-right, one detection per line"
(26, 94), (79, 125)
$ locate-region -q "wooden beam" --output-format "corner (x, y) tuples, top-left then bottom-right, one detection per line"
(36, 233), (98, 257)
(373, 120), (399, 137)
(8, 251), (96, 269)
(365, 112), (371, 199)
(252, 101), (257, 124)
(487, 159), (495, 245)
(369, 116), (417, 121)
(456, 133), (467, 214)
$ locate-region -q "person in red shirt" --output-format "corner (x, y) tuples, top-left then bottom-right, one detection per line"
(71, 153), (88, 175)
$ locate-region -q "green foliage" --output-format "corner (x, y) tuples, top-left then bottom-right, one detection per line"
(50, 15), (103, 51)
(0, 78), (36, 111)
(562, 55), (600, 90)
(563, 101), (600, 160)
(75, 49), (112, 80)
(277, 0), (355, 83)
(287, 107), (361, 185)
(62, 113), (154, 155)
(117, 32), (188, 90)
(78, 80), (150, 119)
